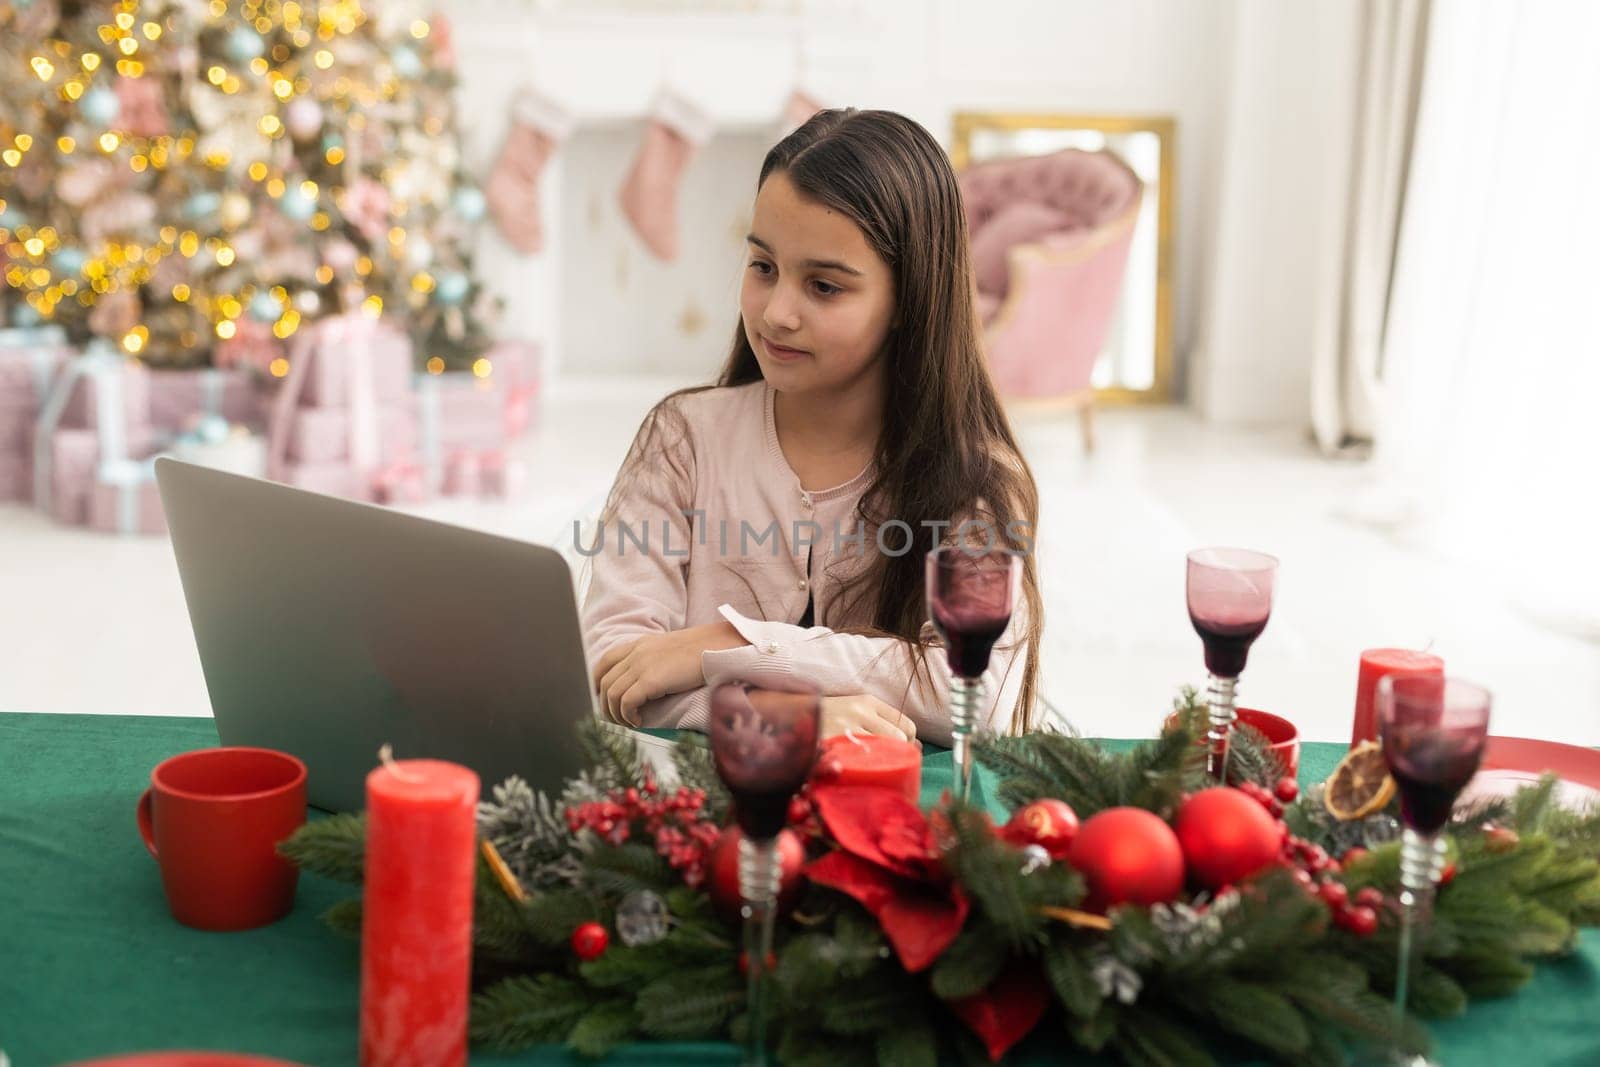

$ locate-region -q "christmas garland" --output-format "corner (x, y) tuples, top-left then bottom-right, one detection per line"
(282, 692), (1600, 1066)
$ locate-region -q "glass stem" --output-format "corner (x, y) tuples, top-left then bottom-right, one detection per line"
(950, 676), (985, 803)
(1392, 829), (1446, 1048)
(1205, 673), (1238, 782)
(738, 834), (780, 1067)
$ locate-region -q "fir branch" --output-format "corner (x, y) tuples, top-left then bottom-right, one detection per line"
(1043, 936), (1101, 1020)
(1183, 977), (1310, 1056)
(1069, 1008), (1120, 1054)
(942, 805), (1085, 951)
(1119, 725), (1206, 814)
(671, 732), (732, 824)
(1511, 773), (1560, 832)
(818, 977), (921, 1036)
(523, 888), (601, 947)
(929, 922), (1009, 999)
(875, 1017), (938, 1067)
(776, 1026), (878, 1067)
(777, 912), (889, 1000)
(576, 717), (649, 790)
(1221, 721), (1288, 791)
(581, 841), (674, 898)
(473, 854), (538, 961)
(635, 964), (743, 1039)
(321, 898), (362, 939)
(1109, 1007), (1216, 1067)
(470, 974), (591, 1051)
(565, 999), (640, 1058)
(278, 813), (366, 885)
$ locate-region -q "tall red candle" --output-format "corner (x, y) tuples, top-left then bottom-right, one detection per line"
(1351, 649), (1445, 746)
(813, 733), (922, 804)
(360, 757), (480, 1067)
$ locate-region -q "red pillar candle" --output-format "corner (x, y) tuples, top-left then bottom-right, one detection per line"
(1351, 649), (1445, 746)
(360, 756), (480, 1067)
(813, 733), (922, 803)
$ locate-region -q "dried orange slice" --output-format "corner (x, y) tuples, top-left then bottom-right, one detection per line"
(1323, 741), (1396, 821)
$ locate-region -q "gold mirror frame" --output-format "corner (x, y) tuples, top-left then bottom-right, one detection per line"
(952, 112), (1176, 405)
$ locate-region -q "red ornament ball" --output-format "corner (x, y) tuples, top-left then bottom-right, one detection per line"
(1002, 799), (1080, 859)
(1174, 787), (1285, 890)
(708, 825), (806, 920)
(1068, 807), (1185, 911)
(1274, 777), (1300, 803)
(571, 921), (609, 961)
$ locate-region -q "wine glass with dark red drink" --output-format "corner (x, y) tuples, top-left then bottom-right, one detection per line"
(1186, 547), (1278, 781)
(926, 546), (1022, 801)
(1376, 673), (1490, 1065)
(709, 680), (822, 1066)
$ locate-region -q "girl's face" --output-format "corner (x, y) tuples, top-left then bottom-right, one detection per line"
(741, 170), (895, 397)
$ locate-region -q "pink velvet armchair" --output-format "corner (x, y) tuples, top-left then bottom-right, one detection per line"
(960, 148), (1143, 451)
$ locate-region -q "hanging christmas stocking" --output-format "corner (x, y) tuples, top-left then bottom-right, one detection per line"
(618, 91), (716, 262)
(486, 87), (574, 255)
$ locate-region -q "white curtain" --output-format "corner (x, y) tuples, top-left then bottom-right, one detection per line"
(1308, 0), (1431, 453)
(1366, 0), (1600, 640)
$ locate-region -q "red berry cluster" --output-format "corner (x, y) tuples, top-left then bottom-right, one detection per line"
(1234, 778), (1297, 818)
(1234, 777), (1381, 938)
(565, 779), (721, 887)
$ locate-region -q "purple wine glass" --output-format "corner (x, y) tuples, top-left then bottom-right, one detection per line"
(926, 546), (1021, 802)
(1186, 547), (1278, 781)
(1377, 674), (1490, 1062)
(709, 680), (821, 1066)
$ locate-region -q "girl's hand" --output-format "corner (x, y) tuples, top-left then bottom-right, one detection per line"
(593, 622), (745, 726)
(820, 694), (918, 744)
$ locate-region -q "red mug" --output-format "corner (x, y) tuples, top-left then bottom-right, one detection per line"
(137, 747), (308, 931)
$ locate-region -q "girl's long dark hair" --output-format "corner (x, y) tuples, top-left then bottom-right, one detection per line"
(606, 108), (1044, 733)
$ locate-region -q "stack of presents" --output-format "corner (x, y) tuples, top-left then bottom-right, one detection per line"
(0, 315), (539, 536)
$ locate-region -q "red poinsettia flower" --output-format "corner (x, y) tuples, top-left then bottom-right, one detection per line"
(950, 963), (1051, 1063)
(803, 784), (969, 972)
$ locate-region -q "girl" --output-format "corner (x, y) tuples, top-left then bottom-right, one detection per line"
(581, 108), (1043, 747)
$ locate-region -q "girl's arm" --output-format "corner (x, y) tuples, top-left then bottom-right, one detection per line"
(580, 406), (737, 729)
(696, 596), (1031, 748)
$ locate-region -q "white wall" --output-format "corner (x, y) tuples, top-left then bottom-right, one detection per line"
(444, 0), (1277, 414)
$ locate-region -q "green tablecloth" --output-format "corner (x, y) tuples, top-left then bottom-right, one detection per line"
(1, 713), (1595, 1066)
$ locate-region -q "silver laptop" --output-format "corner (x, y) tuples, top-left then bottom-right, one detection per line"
(155, 457), (597, 812)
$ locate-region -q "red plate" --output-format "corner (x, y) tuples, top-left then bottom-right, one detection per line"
(63, 1054), (308, 1067)
(1461, 735), (1600, 807)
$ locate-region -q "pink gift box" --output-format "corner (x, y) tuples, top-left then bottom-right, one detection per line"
(480, 453), (527, 499)
(483, 340), (541, 390)
(442, 451), (483, 496)
(287, 402), (418, 464)
(50, 428), (101, 482)
(298, 323), (413, 408)
(280, 462), (377, 502)
(59, 358), (151, 431)
(374, 461), (429, 505)
(147, 367), (263, 432)
(0, 340), (70, 404)
(0, 402), (35, 455)
(0, 453), (30, 501)
(88, 472), (168, 536)
(434, 388), (509, 451)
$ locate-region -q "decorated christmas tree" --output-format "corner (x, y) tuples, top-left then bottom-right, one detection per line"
(0, 0), (496, 374)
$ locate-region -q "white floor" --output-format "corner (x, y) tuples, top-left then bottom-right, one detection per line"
(3, 375), (1597, 746)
